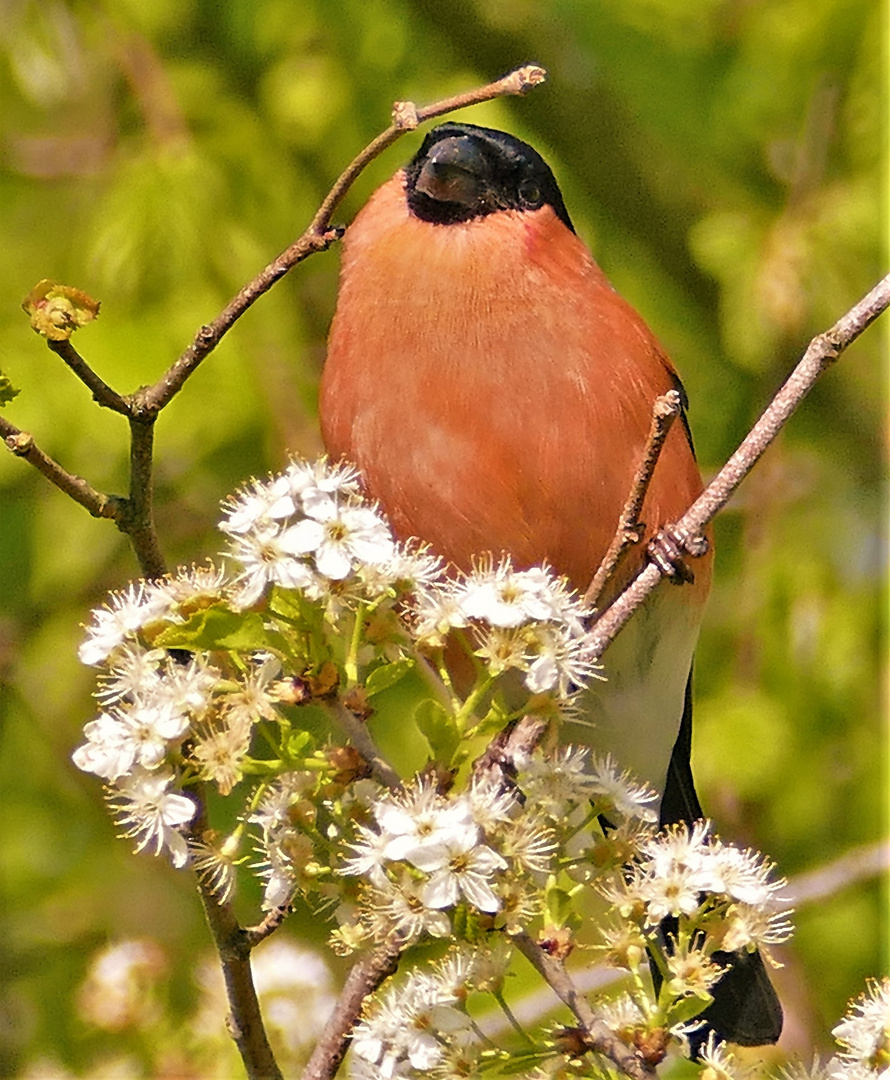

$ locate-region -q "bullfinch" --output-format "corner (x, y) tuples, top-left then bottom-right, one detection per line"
(320, 121), (781, 1049)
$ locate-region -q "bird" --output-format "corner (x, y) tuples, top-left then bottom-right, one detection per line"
(320, 120), (782, 1049)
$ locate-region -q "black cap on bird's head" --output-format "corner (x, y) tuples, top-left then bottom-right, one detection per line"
(404, 122), (574, 232)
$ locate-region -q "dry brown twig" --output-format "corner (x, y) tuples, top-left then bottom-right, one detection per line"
(583, 389), (684, 609)
(512, 932), (659, 1080)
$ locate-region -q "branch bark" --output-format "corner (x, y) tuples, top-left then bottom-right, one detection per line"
(191, 791), (284, 1080)
(300, 941), (404, 1080)
(583, 389), (683, 609)
(0, 417), (121, 520)
(48, 339), (130, 414)
(512, 932), (657, 1080)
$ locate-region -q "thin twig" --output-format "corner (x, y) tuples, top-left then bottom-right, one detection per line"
(583, 390), (683, 608)
(330, 700), (402, 790)
(300, 941), (404, 1080)
(191, 793), (284, 1080)
(0, 417), (121, 521)
(512, 932), (657, 1080)
(775, 838), (890, 910)
(309, 64), (547, 234)
(140, 64), (546, 414)
(48, 339), (131, 414)
(243, 905), (292, 950)
(587, 271), (890, 661)
(473, 714), (548, 786)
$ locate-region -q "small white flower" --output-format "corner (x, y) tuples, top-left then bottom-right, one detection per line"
(696, 1033), (749, 1080)
(73, 699), (190, 782)
(364, 875), (452, 943)
(412, 830), (507, 913)
(351, 965), (472, 1078)
(342, 824), (393, 889)
(705, 843), (787, 907)
(586, 753), (659, 823)
(227, 521), (318, 607)
(259, 855), (297, 911)
(110, 767), (195, 868)
(73, 711), (139, 781)
(409, 582), (468, 644)
(220, 474), (295, 535)
(457, 559), (559, 628)
(832, 978), (890, 1075)
(165, 562), (230, 604)
(719, 904), (794, 953)
(517, 744), (598, 817)
(378, 790), (477, 866)
(79, 582), (176, 666)
(96, 645), (167, 705)
(250, 771), (316, 834)
(281, 500), (394, 581)
(636, 859), (704, 925)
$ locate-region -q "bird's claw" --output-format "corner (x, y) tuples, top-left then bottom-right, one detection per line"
(647, 526), (708, 585)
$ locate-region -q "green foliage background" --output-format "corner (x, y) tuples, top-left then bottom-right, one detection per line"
(0, 0), (885, 1074)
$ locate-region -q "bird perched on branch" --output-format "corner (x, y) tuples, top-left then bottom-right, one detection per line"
(320, 121), (781, 1048)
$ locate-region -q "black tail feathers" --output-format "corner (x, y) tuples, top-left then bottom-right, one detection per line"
(657, 675), (783, 1055)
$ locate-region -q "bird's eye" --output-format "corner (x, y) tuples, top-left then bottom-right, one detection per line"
(519, 179), (543, 209)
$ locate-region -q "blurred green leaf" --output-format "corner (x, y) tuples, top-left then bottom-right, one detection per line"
(413, 698), (460, 764)
(365, 657), (415, 698)
(154, 605), (281, 652)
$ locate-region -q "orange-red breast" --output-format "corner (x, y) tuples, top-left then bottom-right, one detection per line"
(320, 121), (781, 1048)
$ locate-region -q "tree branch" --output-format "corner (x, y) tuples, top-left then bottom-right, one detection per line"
(583, 389), (683, 609)
(47, 339), (131, 414)
(512, 931), (657, 1080)
(0, 416), (121, 521)
(775, 838), (890, 910)
(243, 905), (292, 950)
(121, 413), (167, 579)
(309, 64), (547, 236)
(588, 271), (890, 660)
(329, 700), (403, 790)
(191, 791), (284, 1080)
(300, 941), (404, 1080)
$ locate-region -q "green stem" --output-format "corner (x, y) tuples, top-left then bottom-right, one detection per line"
(344, 603), (365, 688)
(492, 990), (535, 1047)
(453, 672), (495, 734)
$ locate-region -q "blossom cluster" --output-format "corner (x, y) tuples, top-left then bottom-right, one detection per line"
(600, 819), (793, 1030)
(411, 556), (598, 696)
(72, 457), (601, 873)
(220, 458), (598, 696)
(622, 821), (794, 954)
(339, 776), (547, 942)
(350, 943), (510, 1079)
(220, 458), (419, 610)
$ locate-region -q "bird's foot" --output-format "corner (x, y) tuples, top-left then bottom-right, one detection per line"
(647, 525), (709, 585)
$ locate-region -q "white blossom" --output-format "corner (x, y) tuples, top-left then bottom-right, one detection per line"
(79, 582), (177, 666)
(110, 767), (195, 868)
(831, 979), (890, 1076)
